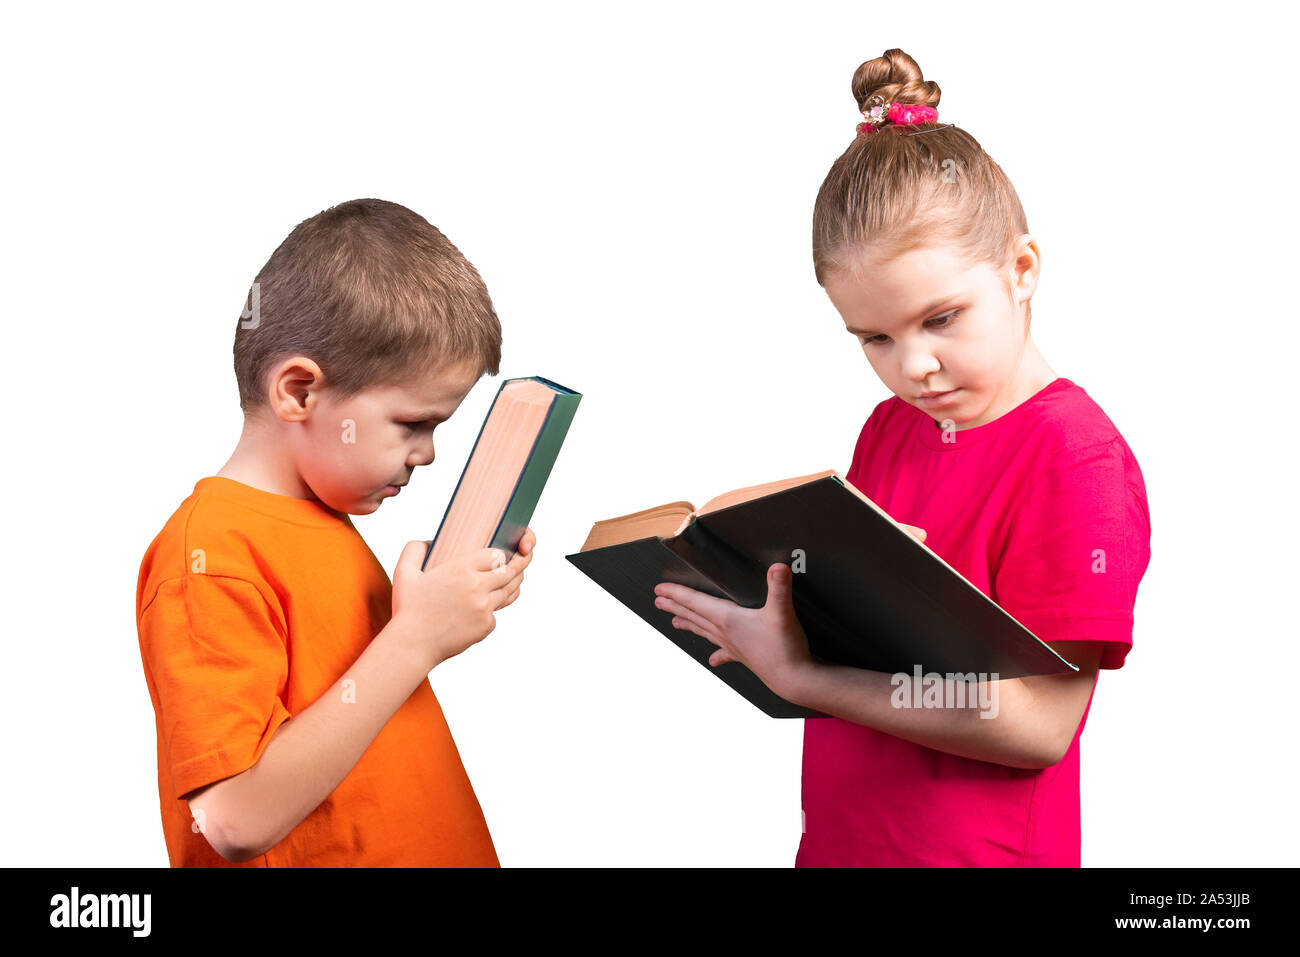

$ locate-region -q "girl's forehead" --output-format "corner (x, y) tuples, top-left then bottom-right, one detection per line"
(828, 253), (987, 310)
(840, 243), (985, 280)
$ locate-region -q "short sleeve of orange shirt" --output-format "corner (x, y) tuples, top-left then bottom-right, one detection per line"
(144, 572), (293, 804)
(136, 476), (499, 867)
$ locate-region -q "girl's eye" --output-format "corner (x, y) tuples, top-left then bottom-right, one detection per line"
(861, 310), (959, 346)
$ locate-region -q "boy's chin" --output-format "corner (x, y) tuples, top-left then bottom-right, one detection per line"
(358, 484), (403, 511)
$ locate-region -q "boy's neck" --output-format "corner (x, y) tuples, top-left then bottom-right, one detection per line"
(216, 412), (318, 501)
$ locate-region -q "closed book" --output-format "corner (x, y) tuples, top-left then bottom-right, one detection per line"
(423, 376), (581, 570)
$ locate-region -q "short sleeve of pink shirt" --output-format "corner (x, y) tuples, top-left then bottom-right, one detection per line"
(796, 377), (1152, 867)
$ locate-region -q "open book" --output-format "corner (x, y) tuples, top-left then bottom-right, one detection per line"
(576, 471), (834, 551)
(423, 376), (580, 570)
(566, 470), (1076, 718)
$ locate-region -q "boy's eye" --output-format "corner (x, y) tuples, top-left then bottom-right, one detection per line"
(861, 310), (959, 346)
(401, 420), (434, 432)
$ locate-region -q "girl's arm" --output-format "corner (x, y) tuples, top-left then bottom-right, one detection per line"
(784, 639), (1104, 769)
(653, 560), (1107, 771)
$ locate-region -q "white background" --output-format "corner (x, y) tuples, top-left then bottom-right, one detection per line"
(3, 1), (1296, 867)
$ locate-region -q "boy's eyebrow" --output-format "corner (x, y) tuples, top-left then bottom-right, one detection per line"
(845, 295), (958, 336)
(401, 406), (449, 421)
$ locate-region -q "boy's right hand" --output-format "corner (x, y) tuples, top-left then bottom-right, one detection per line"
(391, 528), (536, 671)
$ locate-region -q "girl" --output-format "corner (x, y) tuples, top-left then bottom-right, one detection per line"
(652, 48), (1152, 867)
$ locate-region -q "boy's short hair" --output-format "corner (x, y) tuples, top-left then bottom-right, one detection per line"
(234, 198), (502, 413)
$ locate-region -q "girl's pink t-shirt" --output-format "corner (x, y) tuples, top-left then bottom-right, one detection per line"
(796, 377), (1151, 867)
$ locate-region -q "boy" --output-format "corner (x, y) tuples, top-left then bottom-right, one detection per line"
(135, 198), (533, 866)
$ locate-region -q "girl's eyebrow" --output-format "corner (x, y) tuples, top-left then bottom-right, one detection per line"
(846, 296), (958, 336)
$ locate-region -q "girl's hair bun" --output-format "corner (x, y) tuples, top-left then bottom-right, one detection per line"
(813, 48), (1030, 290)
(852, 48), (941, 112)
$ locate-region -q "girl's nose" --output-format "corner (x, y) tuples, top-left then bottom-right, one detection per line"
(901, 353), (940, 381)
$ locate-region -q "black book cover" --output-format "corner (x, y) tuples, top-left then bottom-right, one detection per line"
(566, 474), (1075, 718)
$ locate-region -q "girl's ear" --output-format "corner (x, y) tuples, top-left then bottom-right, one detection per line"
(1008, 234), (1041, 306)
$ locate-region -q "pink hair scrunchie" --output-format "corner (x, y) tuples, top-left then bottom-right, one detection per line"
(856, 100), (940, 135)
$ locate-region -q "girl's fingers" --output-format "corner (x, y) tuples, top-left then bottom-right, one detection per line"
(671, 616), (720, 644)
(656, 595), (706, 628)
(655, 585), (744, 669)
(672, 611), (718, 641)
(658, 596), (719, 642)
(654, 583), (733, 624)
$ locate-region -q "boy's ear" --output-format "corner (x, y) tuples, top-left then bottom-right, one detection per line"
(267, 356), (327, 421)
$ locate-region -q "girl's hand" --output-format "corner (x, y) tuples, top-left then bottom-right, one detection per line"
(900, 523), (927, 543)
(653, 563), (815, 701)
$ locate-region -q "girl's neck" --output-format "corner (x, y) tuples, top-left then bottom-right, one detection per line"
(1016, 335), (1057, 400)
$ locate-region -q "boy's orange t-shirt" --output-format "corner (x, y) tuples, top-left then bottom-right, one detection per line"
(135, 476), (499, 867)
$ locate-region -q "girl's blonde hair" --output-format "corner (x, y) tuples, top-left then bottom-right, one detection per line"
(813, 48), (1030, 309)
(234, 198), (502, 413)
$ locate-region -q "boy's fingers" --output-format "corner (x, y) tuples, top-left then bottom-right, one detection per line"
(511, 530), (536, 561)
(470, 547), (510, 571)
(497, 577), (523, 609)
(490, 560), (519, 587)
(489, 566), (523, 606)
(398, 540), (433, 570)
